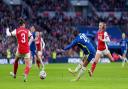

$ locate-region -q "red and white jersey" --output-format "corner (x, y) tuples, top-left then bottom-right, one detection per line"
(35, 36), (45, 51)
(11, 26), (32, 54)
(97, 30), (110, 51)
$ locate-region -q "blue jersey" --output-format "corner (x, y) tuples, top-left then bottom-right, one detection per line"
(64, 33), (96, 62)
(120, 39), (128, 54)
(30, 32), (36, 51)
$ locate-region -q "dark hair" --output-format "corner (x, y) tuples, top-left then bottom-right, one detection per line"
(18, 18), (25, 26)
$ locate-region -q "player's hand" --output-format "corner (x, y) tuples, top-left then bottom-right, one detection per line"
(6, 27), (9, 33)
(61, 49), (65, 52)
(56, 49), (65, 53)
(6, 27), (9, 31)
(6, 27), (11, 36)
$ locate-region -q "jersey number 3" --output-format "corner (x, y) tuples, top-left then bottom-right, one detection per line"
(21, 33), (26, 43)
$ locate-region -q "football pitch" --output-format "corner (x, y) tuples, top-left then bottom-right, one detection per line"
(0, 63), (128, 89)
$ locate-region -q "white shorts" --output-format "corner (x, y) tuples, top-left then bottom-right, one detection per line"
(37, 51), (42, 56)
(15, 51), (31, 59)
(96, 49), (110, 56)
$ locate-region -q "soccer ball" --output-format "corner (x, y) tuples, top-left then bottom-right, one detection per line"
(40, 70), (46, 79)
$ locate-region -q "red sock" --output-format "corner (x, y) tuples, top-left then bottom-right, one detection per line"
(14, 60), (18, 75)
(24, 66), (30, 76)
(36, 60), (40, 69)
(91, 62), (97, 73)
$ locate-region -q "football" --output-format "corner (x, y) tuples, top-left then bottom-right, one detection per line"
(40, 70), (46, 79)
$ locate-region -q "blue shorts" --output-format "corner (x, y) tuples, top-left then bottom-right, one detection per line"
(121, 49), (127, 55)
(87, 53), (95, 62)
(31, 50), (36, 59)
(83, 50), (95, 62)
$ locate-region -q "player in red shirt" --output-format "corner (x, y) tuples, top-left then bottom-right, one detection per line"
(88, 22), (113, 77)
(6, 19), (33, 82)
(35, 31), (45, 71)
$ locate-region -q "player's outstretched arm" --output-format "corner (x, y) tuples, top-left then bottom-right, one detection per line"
(41, 38), (45, 50)
(6, 28), (11, 36)
(64, 39), (77, 51)
(56, 49), (65, 53)
(6, 28), (16, 36)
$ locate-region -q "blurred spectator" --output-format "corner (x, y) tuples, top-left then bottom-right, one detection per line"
(90, 0), (127, 11)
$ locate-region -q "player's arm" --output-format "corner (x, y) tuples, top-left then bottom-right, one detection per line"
(102, 32), (110, 42)
(41, 38), (45, 50)
(28, 31), (33, 45)
(64, 38), (78, 51)
(6, 28), (16, 36)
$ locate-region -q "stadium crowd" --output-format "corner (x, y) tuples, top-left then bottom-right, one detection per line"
(0, 0), (128, 58)
(90, 0), (127, 11)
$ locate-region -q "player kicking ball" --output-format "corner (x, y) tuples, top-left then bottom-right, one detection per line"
(63, 33), (96, 81)
(6, 19), (33, 82)
(35, 31), (45, 71)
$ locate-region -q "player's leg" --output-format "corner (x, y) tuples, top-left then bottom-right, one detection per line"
(31, 51), (37, 67)
(122, 54), (125, 67)
(125, 57), (128, 65)
(24, 53), (31, 82)
(105, 50), (114, 62)
(24, 58), (31, 82)
(10, 51), (20, 78)
(88, 51), (101, 77)
(122, 53), (127, 67)
(13, 57), (19, 78)
(68, 57), (85, 75)
(35, 52), (41, 69)
(74, 58), (84, 72)
(73, 54), (94, 81)
(30, 54), (33, 68)
(125, 52), (128, 64)
(38, 51), (45, 70)
(73, 60), (87, 81)
(40, 56), (45, 71)
(10, 57), (19, 78)
(71, 56), (87, 81)
(68, 61), (83, 74)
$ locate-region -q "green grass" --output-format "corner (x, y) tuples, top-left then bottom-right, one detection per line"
(0, 63), (128, 89)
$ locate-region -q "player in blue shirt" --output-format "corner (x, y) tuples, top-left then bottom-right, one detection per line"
(64, 33), (96, 81)
(120, 33), (128, 67)
(30, 26), (37, 65)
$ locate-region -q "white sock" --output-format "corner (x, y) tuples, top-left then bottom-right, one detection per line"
(40, 59), (45, 70)
(24, 74), (27, 79)
(74, 63), (82, 72)
(126, 58), (128, 63)
(124, 58), (127, 61)
(122, 58), (125, 67)
(77, 66), (86, 79)
(30, 60), (33, 68)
